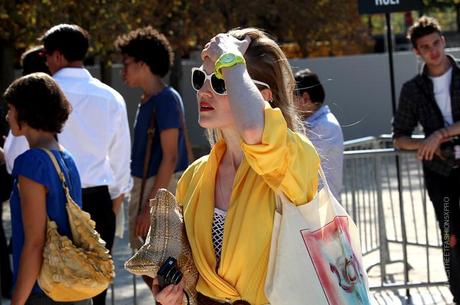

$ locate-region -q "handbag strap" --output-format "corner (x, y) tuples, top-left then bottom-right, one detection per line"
(138, 108), (156, 215)
(178, 104), (195, 164)
(41, 148), (72, 200)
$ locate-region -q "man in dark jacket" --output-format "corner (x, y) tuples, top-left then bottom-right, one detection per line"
(393, 16), (460, 303)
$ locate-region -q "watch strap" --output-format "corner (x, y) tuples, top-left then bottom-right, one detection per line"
(214, 52), (246, 80)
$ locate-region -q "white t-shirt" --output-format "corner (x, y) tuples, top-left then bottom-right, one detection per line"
(430, 67), (453, 126)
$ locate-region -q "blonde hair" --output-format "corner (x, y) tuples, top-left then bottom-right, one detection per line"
(206, 28), (303, 145)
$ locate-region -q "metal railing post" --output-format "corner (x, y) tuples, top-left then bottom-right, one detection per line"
(133, 273), (137, 305)
(395, 154), (410, 297)
(375, 154), (390, 283)
(111, 283), (115, 305)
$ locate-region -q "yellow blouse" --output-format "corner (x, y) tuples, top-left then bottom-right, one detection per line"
(176, 104), (319, 304)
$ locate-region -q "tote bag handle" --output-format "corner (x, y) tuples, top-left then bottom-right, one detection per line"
(276, 165), (335, 211)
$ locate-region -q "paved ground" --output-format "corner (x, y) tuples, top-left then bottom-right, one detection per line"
(0, 196), (454, 305)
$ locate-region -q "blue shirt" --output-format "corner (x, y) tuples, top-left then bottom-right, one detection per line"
(10, 148), (82, 295)
(304, 105), (344, 198)
(131, 86), (188, 178)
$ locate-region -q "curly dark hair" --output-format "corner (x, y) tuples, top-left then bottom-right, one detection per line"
(40, 24), (89, 62)
(407, 16), (442, 48)
(3, 73), (71, 133)
(115, 26), (174, 77)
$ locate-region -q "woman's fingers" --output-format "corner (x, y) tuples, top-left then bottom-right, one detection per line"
(201, 42), (211, 61)
(202, 33), (251, 63)
(237, 35), (252, 55)
(154, 283), (184, 305)
(155, 285), (173, 304)
(151, 278), (160, 295)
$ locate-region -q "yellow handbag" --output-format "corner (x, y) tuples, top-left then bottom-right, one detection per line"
(37, 149), (115, 301)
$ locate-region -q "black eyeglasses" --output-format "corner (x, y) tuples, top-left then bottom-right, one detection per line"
(191, 67), (270, 95)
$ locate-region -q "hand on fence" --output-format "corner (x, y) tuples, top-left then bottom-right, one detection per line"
(417, 129), (448, 161)
(152, 277), (185, 305)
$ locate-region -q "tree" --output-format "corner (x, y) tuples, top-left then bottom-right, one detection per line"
(422, 0), (460, 32)
(0, 0), (374, 92)
(274, 0), (373, 57)
(176, 0), (374, 57)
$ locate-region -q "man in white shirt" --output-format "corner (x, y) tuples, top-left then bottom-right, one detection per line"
(294, 69), (344, 199)
(40, 24), (132, 305)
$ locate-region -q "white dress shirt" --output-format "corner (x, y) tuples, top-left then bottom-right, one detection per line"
(55, 68), (132, 198)
(3, 131), (28, 174)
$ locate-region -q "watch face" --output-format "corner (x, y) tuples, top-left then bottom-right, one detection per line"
(222, 53), (236, 63)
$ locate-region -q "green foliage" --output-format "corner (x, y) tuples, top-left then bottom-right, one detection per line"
(366, 6), (458, 37)
(422, 0), (460, 7)
(0, 0), (377, 62)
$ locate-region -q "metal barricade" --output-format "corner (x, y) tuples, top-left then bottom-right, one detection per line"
(106, 135), (447, 304)
(342, 147), (448, 291)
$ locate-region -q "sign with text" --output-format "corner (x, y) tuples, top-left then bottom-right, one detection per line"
(358, 0), (422, 14)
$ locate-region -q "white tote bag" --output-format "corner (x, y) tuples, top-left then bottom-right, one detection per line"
(265, 168), (371, 305)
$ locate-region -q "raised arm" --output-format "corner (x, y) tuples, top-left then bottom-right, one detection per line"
(202, 35), (265, 144)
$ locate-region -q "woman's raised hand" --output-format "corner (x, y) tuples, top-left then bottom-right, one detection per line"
(201, 33), (251, 63)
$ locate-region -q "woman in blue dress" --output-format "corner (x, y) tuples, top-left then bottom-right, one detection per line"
(4, 72), (89, 305)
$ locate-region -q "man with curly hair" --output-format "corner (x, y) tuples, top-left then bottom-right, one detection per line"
(115, 26), (190, 288)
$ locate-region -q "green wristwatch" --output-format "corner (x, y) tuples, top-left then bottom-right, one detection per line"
(214, 52), (246, 80)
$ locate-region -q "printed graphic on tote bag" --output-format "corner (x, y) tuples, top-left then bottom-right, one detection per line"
(301, 216), (370, 305)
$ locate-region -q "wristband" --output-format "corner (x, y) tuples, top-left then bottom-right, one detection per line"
(214, 52), (246, 80)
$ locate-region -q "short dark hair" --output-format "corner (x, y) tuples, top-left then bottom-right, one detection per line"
(294, 69), (325, 104)
(3, 73), (70, 133)
(115, 26), (174, 77)
(21, 46), (50, 76)
(407, 16), (442, 48)
(40, 24), (89, 62)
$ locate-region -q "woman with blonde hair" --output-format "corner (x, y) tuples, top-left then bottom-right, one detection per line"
(154, 28), (319, 305)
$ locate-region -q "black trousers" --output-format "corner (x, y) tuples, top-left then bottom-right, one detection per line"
(424, 167), (460, 302)
(26, 294), (92, 305)
(81, 186), (115, 305)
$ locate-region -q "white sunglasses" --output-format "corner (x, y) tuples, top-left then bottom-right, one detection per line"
(191, 67), (270, 95)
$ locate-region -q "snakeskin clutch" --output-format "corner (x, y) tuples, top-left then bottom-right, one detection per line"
(124, 189), (198, 304)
